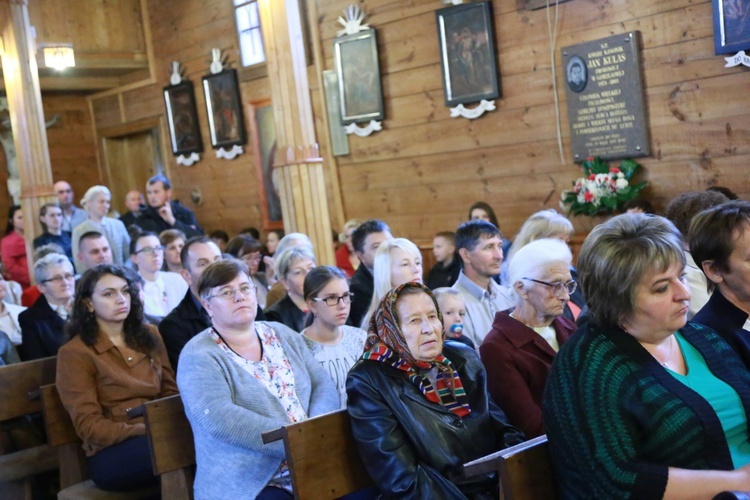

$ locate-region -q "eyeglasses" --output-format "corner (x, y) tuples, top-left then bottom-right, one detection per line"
(42, 273), (75, 284)
(135, 245), (164, 255)
(312, 293), (354, 307)
(207, 284), (256, 301)
(522, 278), (577, 297)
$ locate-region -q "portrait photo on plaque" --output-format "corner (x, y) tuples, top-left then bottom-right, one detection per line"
(334, 29), (384, 125)
(566, 56), (588, 93)
(202, 69), (247, 149)
(436, 1), (500, 107)
(164, 81), (203, 156)
(712, 0), (750, 54)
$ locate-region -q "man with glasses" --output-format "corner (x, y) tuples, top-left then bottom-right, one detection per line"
(18, 254), (75, 360)
(452, 220), (514, 348)
(54, 180), (87, 233)
(130, 232), (187, 320)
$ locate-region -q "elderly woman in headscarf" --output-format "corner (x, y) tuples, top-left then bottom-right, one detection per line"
(480, 238), (577, 438)
(346, 282), (524, 499)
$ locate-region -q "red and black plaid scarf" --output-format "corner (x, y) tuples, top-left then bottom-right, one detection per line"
(363, 282), (471, 417)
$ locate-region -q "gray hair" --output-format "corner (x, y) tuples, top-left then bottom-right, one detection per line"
(275, 233), (313, 259)
(80, 185), (111, 210)
(507, 209), (574, 263)
(577, 213), (685, 328)
(274, 246), (316, 280)
(509, 238), (572, 295)
(34, 253), (73, 284)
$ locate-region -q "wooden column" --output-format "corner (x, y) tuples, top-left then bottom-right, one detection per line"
(258, 0), (334, 265)
(1, 0), (56, 283)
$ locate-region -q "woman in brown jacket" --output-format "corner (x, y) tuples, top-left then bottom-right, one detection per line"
(56, 264), (177, 491)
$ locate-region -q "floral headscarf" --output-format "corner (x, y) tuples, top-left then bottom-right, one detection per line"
(363, 282), (471, 417)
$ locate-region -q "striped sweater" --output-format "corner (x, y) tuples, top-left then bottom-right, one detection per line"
(542, 321), (750, 499)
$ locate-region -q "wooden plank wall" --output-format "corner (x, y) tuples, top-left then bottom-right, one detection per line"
(82, 0), (750, 243)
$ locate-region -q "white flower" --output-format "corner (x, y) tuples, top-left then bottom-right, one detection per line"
(616, 178), (629, 189)
(617, 172), (625, 179)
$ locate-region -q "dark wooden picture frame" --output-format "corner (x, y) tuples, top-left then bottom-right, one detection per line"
(202, 69), (247, 149)
(436, 1), (500, 107)
(334, 29), (384, 124)
(163, 81), (203, 156)
(248, 100), (283, 230)
(712, 0), (750, 54)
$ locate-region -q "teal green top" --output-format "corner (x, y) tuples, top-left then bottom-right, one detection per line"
(670, 331), (750, 468)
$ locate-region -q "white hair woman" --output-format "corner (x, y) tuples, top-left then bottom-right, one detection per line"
(479, 238), (577, 438)
(360, 238), (423, 329)
(265, 246), (316, 332)
(72, 186), (130, 271)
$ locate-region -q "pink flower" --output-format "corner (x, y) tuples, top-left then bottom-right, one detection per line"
(584, 191), (594, 202)
(588, 174), (596, 181)
(610, 167), (621, 174)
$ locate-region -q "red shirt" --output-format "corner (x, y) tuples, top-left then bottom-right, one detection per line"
(335, 244), (358, 278)
(1, 231), (30, 289)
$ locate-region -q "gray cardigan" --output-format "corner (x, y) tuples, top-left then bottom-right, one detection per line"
(177, 321), (339, 499)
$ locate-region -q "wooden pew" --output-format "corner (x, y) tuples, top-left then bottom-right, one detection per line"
(0, 357), (58, 498)
(462, 435), (556, 500)
(262, 409), (374, 500)
(40, 384), (157, 499)
(142, 395), (195, 500)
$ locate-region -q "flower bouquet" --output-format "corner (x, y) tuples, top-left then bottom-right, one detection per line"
(561, 156), (648, 216)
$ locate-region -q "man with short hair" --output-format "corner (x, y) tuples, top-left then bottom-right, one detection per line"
(452, 220), (513, 347)
(77, 231), (114, 273)
(348, 220), (393, 327)
(135, 174), (203, 237)
(426, 231), (461, 290)
(54, 180), (87, 232)
(158, 237), (222, 369)
(18, 254), (75, 360)
(119, 189), (145, 229)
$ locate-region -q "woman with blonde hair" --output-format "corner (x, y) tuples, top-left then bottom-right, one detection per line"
(71, 186), (130, 271)
(360, 238), (423, 329)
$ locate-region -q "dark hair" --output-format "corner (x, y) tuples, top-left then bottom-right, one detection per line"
(225, 235), (262, 258)
(455, 220), (502, 252)
(181, 236), (214, 269)
(129, 231), (160, 255)
(5, 205), (21, 236)
(351, 220), (391, 254)
(664, 190), (729, 240)
(198, 259), (249, 301)
(238, 227), (261, 240)
(706, 186), (738, 200)
(689, 200), (750, 292)
(78, 231), (105, 247)
(208, 230), (229, 243)
(66, 264), (156, 353)
(434, 231), (456, 244)
(147, 173), (171, 190)
(468, 201), (500, 229)
(623, 198), (655, 214)
(303, 266), (348, 301)
(39, 202), (61, 232)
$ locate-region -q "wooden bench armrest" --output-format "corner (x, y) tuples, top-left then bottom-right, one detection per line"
(127, 404), (145, 420)
(261, 427), (285, 445)
(462, 435), (550, 479)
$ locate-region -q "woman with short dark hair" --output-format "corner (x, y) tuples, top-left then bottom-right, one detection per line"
(226, 235), (270, 309)
(543, 213), (750, 497)
(56, 264), (177, 491)
(177, 259), (337, 499)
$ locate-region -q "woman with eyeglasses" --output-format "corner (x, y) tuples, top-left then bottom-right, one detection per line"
(55, 264), (177, 491)
(265, 246), (316, 332)
(177, 259), (337, 499)
(225, 235), (270, 310)
(130, 231), (188, 320)
(479, 238), (577, 438)
(301, 266), (366, 408)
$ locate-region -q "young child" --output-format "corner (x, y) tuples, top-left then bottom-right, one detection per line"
(425, 231), (461, 289)
(433, 287), (474, 350)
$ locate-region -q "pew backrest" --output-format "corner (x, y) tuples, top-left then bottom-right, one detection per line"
(262, 409), (373, 500)
(0, 356), (56, 421)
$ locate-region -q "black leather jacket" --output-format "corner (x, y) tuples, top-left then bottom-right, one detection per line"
(346, 341), (525, 499)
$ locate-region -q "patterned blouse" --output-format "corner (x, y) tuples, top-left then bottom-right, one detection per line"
(209, 322), (307, 492)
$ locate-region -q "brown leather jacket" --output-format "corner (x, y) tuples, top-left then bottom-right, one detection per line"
(56, 325), (178, 456)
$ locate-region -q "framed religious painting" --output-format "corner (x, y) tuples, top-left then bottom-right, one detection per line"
(436, 1), (500, 107)
(163, 81), (203, 156)
(713, 0), (750, 54)
(202, 69), (247, 149)
(248, 100), (283, 230)
(334, 29), (385, 124)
